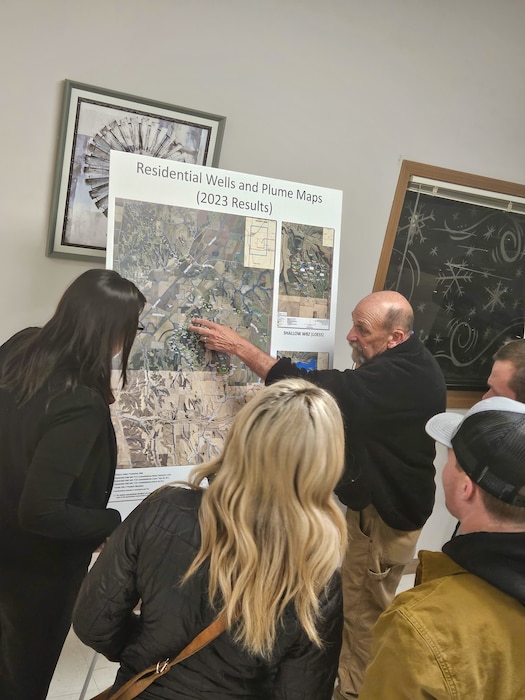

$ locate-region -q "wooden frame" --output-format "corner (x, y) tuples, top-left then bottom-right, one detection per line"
(47, 80), (226, 261)
(375, 160), (525, 408)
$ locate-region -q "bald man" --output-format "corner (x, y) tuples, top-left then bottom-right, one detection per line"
(189, 291), (447, 698)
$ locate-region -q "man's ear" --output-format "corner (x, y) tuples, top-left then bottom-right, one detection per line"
(387, 329), (407, 348)
(461, 474), (477, 502)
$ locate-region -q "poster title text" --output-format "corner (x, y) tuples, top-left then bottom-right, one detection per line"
(136, 162), (323, 212)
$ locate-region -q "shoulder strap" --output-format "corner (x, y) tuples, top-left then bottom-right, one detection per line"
(104, 614), (228, 700)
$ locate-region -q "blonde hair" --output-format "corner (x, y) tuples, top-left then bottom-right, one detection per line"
(184, 378), (346, 659)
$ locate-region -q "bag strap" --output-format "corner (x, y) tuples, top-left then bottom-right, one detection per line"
(107, 614), (228, 700)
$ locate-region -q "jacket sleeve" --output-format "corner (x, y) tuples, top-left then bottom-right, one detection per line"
(271, 573), (343, 700)
(72, 499), (148, 661)
(266, 357), (363, 407)
(359, 606), (451, 700)
(18, 390), (121, 542)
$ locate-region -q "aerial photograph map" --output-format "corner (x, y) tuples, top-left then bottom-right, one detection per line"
(110, 198), (276, 468)
(278, 222), (334, 329)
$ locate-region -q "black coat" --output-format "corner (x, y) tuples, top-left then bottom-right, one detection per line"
(266, 334), (447, 530)
(0, 331), (120, 557)
(73, 487), (343, 700)
(0, 329), (121, 699)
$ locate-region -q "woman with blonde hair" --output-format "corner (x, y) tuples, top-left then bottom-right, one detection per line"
(73, 378), (346, 699)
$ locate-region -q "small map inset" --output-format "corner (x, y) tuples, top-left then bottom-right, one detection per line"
(278, 222), (334, 330)
(244, 217), (277, 269)
(276, 350), (330, 371)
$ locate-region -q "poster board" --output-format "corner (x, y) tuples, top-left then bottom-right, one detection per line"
(106, 152), (343, 516)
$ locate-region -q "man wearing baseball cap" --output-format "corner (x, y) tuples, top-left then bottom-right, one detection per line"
(359, 396), (525, 699)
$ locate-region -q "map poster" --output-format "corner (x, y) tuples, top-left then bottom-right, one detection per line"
(106, 151), (342, 517)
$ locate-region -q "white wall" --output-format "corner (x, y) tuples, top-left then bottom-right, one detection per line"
(419, 444), (458, 551)
(2, 0), (523, 548)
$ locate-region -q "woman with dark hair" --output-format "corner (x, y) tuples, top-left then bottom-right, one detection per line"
(0, 268), (146, 700)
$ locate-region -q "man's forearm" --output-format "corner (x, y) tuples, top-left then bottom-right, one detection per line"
(232, 336), (277, 381)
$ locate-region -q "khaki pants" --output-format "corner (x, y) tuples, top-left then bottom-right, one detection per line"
(337, 505), (421, 698)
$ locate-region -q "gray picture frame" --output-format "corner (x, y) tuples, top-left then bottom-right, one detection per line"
(47, 80), (226, 262)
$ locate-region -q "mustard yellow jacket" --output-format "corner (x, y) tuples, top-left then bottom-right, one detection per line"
(360, 547), (525, 699)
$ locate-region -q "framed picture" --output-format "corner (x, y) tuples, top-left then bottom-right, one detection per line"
(375, 160), (525, 408)
(47, 80), (226, 261)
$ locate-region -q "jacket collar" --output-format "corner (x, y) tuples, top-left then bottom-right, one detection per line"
(415, 549), (465, 587)
(443, 531), (525, 605)
(416, 532), (525, 606)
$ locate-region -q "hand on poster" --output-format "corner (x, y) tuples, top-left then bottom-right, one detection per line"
(189, 318), (244, 354)
(189, 318), (277, 381)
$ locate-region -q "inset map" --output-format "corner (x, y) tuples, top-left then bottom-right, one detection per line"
(278, 222), (334, 330)
(276, 350), (330, 371)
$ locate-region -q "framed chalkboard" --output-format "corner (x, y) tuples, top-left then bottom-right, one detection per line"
(375, 161), (525, 408)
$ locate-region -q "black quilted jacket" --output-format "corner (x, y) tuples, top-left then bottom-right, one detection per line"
(73, 487), (343, 699)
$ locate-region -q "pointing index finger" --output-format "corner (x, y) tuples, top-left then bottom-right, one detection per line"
(194, 318), (221, 329)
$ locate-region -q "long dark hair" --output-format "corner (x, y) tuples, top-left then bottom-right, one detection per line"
(0, 269), (146, 403)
